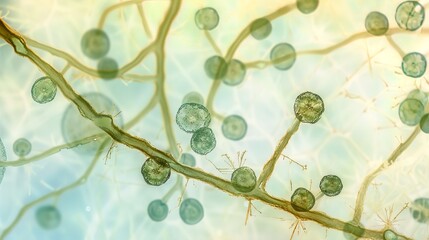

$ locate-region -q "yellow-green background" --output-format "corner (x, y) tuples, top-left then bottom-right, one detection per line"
(0, 0), (428, 239)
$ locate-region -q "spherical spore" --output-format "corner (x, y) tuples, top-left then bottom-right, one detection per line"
(221, 115), (247, 141)
(204, 55), (227, 79)
(319, 175), (343, 197)
(179, 198), (204, 225)
(365, 11), (389, 36)
(35, 205), (61, 230)
(141, 157), (171, 186)
(182, 92), (204, 105)
(97, 57), (118, 80)
(410, 197), (429, 223)
(395, 1), (425, 31)
(250, 18), (272, 40)
(176, 103), (211, 133)
(384, 229), (399, 240)
(13, 138), (32, 157)
(419, 113), (429, 133)
(61, 92), (123, 154)
(223, 59), (246, 86)
(270, 43), (296, 70)
(291, 187), (315, 212)
(407, 89), (428, 106)
(190, 127), (216, 155)
(31, 77), (57, 104)
(81, 28), (110, 59)
(294, 91), (324, 124)
(398, 98), (424, 126)
(402, 52), (426, 78)
(231, 166), (257, 193)
(147, 199), (169, 222)
(297, 0), (319, 14)
(195, 7), (219, 31)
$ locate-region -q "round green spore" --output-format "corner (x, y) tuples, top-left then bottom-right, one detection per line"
(231, 166), (257, 193)
(270, 43), (296, 71)
(81, 28), (110, 59)
(195, 7), (219, 31)
(223, 59), (246, 86)
(221, 115), (247, 141)
(419, 113), (429, 133)
(61, 92), (123, 154)
(180, 153), (196, 167)
(395, 1), (425, 31)
(182, 92), (204, 105)
(250, 18), (272, 40)
(190, 127), (216, 155)
(365, 11), (389, 36)
(141, 157), (171, 186)
(179, 198), (204, 225)
(402, 52), (427, 78)
(35, 205), (61, 230)
(291, 187), (315, 212)
(319, 175), (343, 197)
(0, 138), (7, 185)
(13, 138), (32, 157)
(398, 98), (424, 126)
(294, 91), (324, 124)
(147, 200), (168, 222)
(410, 197), (429, 223)
(384, 229), (398, 240)
(408, 89), (428, 106)
(204, 55), (227, 79)
(176, 103), (211, 133)
(297, 0), (319, 14)
(31, 77), (57, 104)
(97, 57), (118, 80)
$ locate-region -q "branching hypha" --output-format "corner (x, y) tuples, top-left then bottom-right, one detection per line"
(0, 0), (428, 239)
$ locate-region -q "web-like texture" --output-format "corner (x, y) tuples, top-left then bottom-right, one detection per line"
(0, 0), (428, 239)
